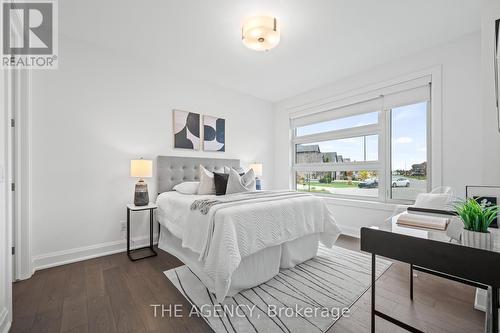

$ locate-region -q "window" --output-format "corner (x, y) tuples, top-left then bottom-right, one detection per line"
(296, 112), (379, 136)
(390, 102), (428, 201)
(295, 135), (378, 164)
(291, 77), (431, 203)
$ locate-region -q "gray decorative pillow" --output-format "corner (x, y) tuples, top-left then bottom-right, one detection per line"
(226, 168), (256, 194)
(197, 165), (216, 195)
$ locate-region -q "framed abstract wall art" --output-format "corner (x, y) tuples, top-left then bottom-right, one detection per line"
(173, 110), (200, 150)
(466, 185), (500, 228)
(203, 115), (225, 152)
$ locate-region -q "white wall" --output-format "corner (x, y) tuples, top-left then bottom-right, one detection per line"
(29, 36), (275, 269)
(481, 0), (500, 185)
(274, 32), (483, 236)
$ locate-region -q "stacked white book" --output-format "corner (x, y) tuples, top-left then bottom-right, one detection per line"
(396, 212), (450, 231)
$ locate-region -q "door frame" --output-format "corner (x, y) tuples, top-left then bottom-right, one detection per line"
(12, 69), (33, 281)
(1, 65), (14, 333)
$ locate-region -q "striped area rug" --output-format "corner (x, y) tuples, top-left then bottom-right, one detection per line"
(164, 245), (391, 333)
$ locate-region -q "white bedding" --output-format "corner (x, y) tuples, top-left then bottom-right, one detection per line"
(157, 190), (341, 301)
(158, 226), (283, 296)
(157, 191), (214, 241)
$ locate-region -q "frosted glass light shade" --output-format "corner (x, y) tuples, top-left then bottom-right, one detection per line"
(249, 163), (263, 177)
(242, 16), (280, 51)
(130, 159), (152, 178)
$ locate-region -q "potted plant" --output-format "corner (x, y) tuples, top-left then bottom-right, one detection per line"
(454, 198), (499, 250)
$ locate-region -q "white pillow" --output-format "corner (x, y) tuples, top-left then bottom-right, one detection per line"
(197, 165), (216, 195)
(414, 193), (451, 210)
(173, 181), (199, 195)
(226, 168), (256, 194)
(224, 165), (245, 174)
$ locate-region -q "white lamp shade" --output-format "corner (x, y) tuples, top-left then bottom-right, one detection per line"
(130, 159), (153, 178)
(249, 163), (263, 177)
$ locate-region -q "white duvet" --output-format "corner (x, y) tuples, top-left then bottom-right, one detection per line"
(157, 190), (341, 301)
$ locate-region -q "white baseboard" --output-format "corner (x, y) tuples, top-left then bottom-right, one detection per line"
(474, 288), (487, 312)
(0, 308), (10, 333)
(32, 234), (159, 271)
(339, 225), (360, 238)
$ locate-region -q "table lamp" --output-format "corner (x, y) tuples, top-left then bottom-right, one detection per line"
(130, 158), (153, 206)
(249, 163), (263, 190)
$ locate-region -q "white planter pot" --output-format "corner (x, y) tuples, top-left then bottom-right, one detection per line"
(462, 229), (492, 250)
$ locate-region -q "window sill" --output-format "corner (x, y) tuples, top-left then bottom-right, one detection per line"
(312, 193), (406, 212)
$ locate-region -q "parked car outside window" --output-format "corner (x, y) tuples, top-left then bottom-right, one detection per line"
(392, 177), (410, 187)
(358, 178), (379, 188)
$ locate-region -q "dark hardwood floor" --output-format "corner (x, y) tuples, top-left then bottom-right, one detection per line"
(11, 235), (485, 332)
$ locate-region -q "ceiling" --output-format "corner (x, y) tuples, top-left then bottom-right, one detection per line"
(61, 0), (481, 102)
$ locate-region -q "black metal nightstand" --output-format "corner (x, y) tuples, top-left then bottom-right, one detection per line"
(126, 203), (158, 261)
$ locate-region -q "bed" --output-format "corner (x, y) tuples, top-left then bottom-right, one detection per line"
(156, 156), (341, 302)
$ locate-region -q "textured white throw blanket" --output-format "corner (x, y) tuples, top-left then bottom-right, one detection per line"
(157, 190), (341, 301)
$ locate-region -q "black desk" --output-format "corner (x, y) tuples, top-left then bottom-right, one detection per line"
(361, 214), (500, 333)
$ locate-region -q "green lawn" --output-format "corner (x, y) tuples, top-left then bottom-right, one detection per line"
(300, 181), (359, 189)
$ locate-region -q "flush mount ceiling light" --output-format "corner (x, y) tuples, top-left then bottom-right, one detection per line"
(242, 16), (280, 51)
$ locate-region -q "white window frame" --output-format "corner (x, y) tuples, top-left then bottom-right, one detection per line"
(290, 69), (442, 205)
(384, 99), (432, 204)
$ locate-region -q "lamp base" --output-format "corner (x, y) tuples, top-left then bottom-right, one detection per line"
(256, 178), (262, 191)
(134, 179), (149, 206)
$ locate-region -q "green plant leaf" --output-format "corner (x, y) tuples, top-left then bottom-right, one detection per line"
(453, 198), (499, 232)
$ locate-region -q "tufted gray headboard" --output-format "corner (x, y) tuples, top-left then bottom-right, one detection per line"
(157, 155), (240, 193)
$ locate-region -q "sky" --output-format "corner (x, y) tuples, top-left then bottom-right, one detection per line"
(391, 102), (427, 170)
(296, 102), (427, 171)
